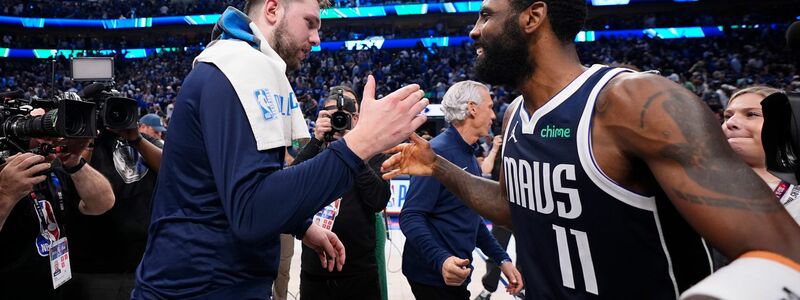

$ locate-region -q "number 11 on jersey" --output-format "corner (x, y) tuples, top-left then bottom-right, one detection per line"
(553, 224), (599, 295)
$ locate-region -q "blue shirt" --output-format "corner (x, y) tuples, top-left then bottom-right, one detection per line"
(400, 126), (510, 287)
(133, 63), (365, 299)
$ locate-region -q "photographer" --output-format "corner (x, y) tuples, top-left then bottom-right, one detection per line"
(64, 114), (164, 300)
(296, 86), (391, 300)
(0, 109), (115, 299)
(136, 113), (167, 148)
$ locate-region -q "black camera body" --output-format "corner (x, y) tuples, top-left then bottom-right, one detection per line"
(324, 90), (353, 142)
(0, 91), (98, 161)
(762, 92), (800, 184)
(79, 83), (139, 130)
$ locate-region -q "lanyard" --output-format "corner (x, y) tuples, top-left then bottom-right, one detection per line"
(30, 171), (67, 241)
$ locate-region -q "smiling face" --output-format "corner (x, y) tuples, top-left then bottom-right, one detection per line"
(722, 92), (766, 168)
(470, 0), (532, 88)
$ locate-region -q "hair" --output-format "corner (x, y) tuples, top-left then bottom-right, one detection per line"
(328, 85), (359, 110)
(728, 86), (784, 106)
(508, 0), (587, 44)
(244, 0), (331, 16)
(329, 85), (358, 101)
(442, 81), (490, 124)
(324, 93), (358, 113)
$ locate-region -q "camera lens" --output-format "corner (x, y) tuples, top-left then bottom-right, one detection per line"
(62, 110), (87, 137)
(103, 97), (138, 130)
(2, 112), (59, 138)
(330, 111), (350, 131)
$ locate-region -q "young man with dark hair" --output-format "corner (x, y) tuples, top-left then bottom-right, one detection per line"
(382, 0), (800, 299)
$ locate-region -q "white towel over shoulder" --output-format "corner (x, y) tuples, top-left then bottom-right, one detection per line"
(194, 23), (309, 151)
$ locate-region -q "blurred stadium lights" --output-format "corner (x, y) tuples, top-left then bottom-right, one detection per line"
(0, 24), (747, 60)
(0, 0), (707, 29)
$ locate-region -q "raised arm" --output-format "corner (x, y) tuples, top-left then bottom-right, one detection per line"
(599, 73), (800, 262)
(382, 109), (516, 228)
(59, 138), (115, 215)
(199, 67), (429, 244)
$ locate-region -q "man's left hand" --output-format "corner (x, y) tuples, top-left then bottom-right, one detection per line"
(302, 223), (346, 272)
(57, 138), (91, 168)
(500, 261), (524, 295)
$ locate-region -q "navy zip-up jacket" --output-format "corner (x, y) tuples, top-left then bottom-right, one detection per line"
(132, 63), (365, 299)
(400, 126), (510, 287)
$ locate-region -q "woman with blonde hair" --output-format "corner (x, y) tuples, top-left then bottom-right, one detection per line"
(722, 86), (799, 222)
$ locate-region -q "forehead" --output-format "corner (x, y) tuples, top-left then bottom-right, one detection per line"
(342, 91), (356, 99)
(478, 86), (492, 99)
(728, 93), (764, 109)
(481, 0), (512, 12)
(285, 0), (321, 17)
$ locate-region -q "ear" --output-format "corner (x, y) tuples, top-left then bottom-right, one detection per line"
(468, 102), (478, 118)
(264, 0), (281, 25)
(519, 1), (546, 35)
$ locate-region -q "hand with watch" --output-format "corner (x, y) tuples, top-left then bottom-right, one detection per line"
(498, 257), (524, 295)
(56, 138), (92, 173)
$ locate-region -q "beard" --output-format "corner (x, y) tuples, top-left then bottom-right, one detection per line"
(473, 16), (533, 88)
(273, 19), (303, 72)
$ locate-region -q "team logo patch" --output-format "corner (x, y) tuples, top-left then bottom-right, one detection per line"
(508, 121), (519, 144)
(254, 88), (280, 121)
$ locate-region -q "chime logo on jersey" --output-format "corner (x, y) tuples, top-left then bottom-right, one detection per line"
(540, 125), (572, 139)
(504, 157), (582, 219)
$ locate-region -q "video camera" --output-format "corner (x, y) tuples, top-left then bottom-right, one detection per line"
(324, 89), (355, 142)
(78, 82), (139, 130)
(72, 57), (139, 131)
(0, 90), (97, 161)
(0, 57), (139, 161)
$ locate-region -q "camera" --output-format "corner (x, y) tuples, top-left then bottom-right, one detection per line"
(72, 57), (139, 131)
(78, 82), (139, 130)
(761, 92), (800, 184)
(324, 89), (354, 142)
(0, 91), (98, 161)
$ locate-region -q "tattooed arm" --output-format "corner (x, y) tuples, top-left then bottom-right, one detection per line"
(599, 72), (800, 262)
(431, 145), (511, 228)
(382, 107), (516, 228)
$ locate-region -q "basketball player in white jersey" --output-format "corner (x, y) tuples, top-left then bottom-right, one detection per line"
(381, 0), (800, 299)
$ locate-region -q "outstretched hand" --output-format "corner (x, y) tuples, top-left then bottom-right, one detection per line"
(381, 133), (436, 180)
(343, 75), (429, 160)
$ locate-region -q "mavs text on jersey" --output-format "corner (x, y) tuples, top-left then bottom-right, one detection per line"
(502, 65), (712, 299)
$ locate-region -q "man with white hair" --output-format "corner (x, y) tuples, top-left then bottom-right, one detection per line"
(400, 81), (523, 299)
